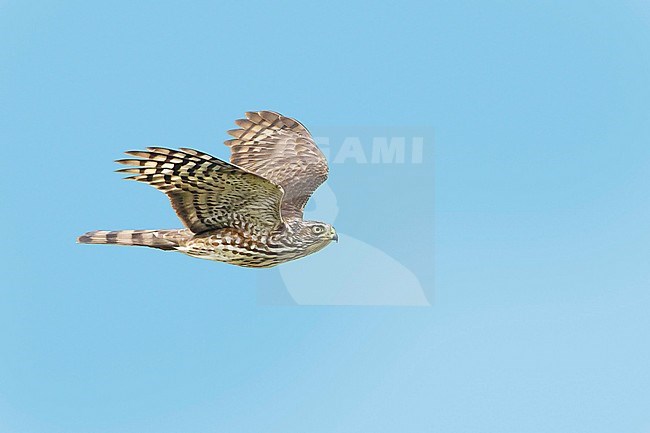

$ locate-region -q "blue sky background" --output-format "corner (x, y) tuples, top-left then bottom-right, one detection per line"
(2, 1), (650, 432)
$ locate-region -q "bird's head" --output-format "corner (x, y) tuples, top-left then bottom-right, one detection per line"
(296, 221), (338, 253)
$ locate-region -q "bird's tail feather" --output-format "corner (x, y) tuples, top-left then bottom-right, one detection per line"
(77, 229), (189, 251)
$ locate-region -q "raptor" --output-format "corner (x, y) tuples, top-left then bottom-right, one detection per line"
(77, 111), (337, 268)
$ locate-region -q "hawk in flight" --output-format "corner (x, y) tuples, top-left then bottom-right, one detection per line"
(78, 111), (337, 268)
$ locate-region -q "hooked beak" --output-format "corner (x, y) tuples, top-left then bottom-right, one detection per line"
(331, 229), (339, 243)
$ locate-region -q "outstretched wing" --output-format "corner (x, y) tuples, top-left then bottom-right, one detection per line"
(116, 147), (284, 234)
(224, 111), (328, 219)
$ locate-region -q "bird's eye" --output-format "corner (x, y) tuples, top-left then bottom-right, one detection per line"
(312, 225), (324, 234)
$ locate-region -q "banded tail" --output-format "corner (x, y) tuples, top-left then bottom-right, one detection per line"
(77, 229), (190, 251)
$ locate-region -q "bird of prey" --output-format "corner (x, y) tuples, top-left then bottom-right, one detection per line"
(77, 111), (337, 268)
